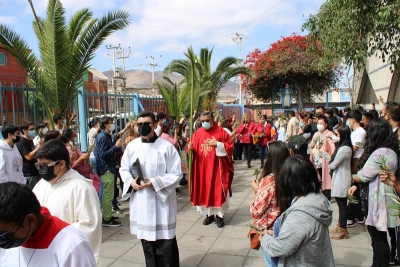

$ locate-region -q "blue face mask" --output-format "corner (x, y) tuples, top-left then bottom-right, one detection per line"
(162, 119), (166, 123)
(202, 121), (211, 130)
(346, 120), (350, 127)
(28, 130), (37, 139)
(170, 125), (176, 135)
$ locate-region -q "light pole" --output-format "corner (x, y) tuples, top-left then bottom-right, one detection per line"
(232, 32), (246, 104)
(146, 55), (162, 95)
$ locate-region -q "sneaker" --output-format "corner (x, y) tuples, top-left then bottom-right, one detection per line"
(112, 206), (124, 214)
(389, 256), (399, 266)
(355, 218), (365, 224)
(110, 217), (119, 222)
(346, 220), (355, 228)
(176, 189), (181, 198)
(102, 219), (121, 227)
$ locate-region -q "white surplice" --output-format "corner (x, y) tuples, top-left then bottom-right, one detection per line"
(120, 137), (182, 241)
(32, 169), (102, 261)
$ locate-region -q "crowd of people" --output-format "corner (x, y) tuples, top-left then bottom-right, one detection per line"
(0, 101), (400, 267)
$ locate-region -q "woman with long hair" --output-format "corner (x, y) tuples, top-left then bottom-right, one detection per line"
(60, 128), (90, 178)
(250, 141), (290, 266)
(121, 121), (140, 151)
(43, 130), (61, 143)
(260, 155), (334, 267)
(237, 114), (256, 168)
(350, 118), (399, 267)
(321, 126), (353, 239)
(310, 116), (336, 200)
(160, 121), (178, 148)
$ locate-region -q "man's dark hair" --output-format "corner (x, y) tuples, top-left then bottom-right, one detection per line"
(53, 114), (62, 124)
(287, 135), (308, 156)
(200, 111), (214, 119)
(362, 112), (374, 121)
(369, 110), (379, 119)
(0, 182), (41, 225)
(260, 115), (267, 120)
(99, 116), (112, 130)
(346, 110), (362, 122)
(19, 121), (34, 133)
(332, 108), (339, 116)
(44, 130), (60, 143)
(1, 124), (20, 139)
(315, 106), (325, 112)
(357, 106), (364, 112)
(156, 112), (166, 122)
(325, 109), (334, 116)
(385, 101), (400, 122)
(288, 111), (295, 117)
(35, 140), (70, 168)
(344, 107), (351, 113)
(138, 111), (156, 123)
(279, 155), (321, 209)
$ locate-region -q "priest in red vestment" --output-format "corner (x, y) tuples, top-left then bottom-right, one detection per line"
(188, 111), (234, 228)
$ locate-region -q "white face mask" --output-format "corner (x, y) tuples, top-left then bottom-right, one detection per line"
(109, 124), (115, 132)
(317, 124), (325, 132)
(42, 127), (48, 135)
(331, 136), (340, 143)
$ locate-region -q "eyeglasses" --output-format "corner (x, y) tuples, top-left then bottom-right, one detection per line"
(0, 217), (24, 237)
(34, 160), (60, 171)
(136, 122), (153, 127)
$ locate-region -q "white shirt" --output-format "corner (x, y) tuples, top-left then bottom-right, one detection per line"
(351, 126), (366, 159)
(120, 137), (182, 241)
(33, 169), (102, 261)
(0, 224), (96, 267)
(155, 125), (161, 136)
(0, 140), (25, 184)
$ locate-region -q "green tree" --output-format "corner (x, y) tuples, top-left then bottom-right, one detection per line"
(0, 0), (130, 128)
(155, 76), (188, 118)
(302, 0), (400, 71)
(165, 47), (253, 112)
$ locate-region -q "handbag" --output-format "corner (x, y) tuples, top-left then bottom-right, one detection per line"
(247, 228), (261, 250)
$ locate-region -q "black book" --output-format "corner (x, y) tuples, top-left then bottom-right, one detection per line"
(129, 158), (144, 191)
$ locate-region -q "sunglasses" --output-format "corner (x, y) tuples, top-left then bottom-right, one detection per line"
(136, 122), (153, 127)
(34, 160), (60, 171)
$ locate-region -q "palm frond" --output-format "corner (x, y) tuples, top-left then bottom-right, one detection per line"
(68, 8), (93, 45)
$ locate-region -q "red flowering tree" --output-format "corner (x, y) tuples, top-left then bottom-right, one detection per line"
(242, 34), (340, 105)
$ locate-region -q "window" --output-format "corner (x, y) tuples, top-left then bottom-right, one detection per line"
(0, 53), (8, 66)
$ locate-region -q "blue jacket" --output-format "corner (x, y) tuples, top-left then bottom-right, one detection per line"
(94, 130), (118, 175)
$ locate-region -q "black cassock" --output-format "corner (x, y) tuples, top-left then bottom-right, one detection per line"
(141, 237), (179, 267)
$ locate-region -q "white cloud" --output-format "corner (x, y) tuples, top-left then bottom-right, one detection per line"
(0, 16), (17, 25)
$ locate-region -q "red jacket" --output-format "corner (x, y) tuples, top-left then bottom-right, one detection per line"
(237, 121), (256, 144)
(256, 122), (272, 146)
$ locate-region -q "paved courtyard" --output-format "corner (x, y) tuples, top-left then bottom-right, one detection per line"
(98, 161), (373, 267)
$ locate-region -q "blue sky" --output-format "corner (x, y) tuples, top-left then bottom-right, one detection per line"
(0, 0), (325, 73)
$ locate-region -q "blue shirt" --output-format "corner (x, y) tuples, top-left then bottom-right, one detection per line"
(94, 130), (117, 175)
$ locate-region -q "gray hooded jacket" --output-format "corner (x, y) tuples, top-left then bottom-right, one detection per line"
(261, 192), (334, 267)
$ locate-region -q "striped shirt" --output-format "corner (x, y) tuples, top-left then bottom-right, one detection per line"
(250, 174), (280, 230)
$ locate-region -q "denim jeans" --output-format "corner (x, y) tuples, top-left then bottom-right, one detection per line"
(262, 247), (273, 267)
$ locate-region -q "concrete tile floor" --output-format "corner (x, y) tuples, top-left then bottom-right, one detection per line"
(98, 161), (374, 267)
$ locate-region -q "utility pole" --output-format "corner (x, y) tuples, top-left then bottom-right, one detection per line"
(146, 55), (162, 95)
(232, 33), (245, 104)
(106, 44), (121, 92)
(116, 47), (131, 90)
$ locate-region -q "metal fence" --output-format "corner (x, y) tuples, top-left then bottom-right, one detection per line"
(0, 84), (167, 150)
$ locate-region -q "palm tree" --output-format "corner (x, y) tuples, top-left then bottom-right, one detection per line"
(165, 47), (253, 112)
(155, 76), (187, 118)
(0, 0), (130, 128)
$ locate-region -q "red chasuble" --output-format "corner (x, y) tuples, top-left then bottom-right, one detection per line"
(190, 123), (234, 207)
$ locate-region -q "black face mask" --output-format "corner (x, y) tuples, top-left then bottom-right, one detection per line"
(138, 124), (152, 137)
(38, 162), (61, 182)
(0, 223), (30, 249)
(12, 136), (20, 144)
(360, 122), (365, 128)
